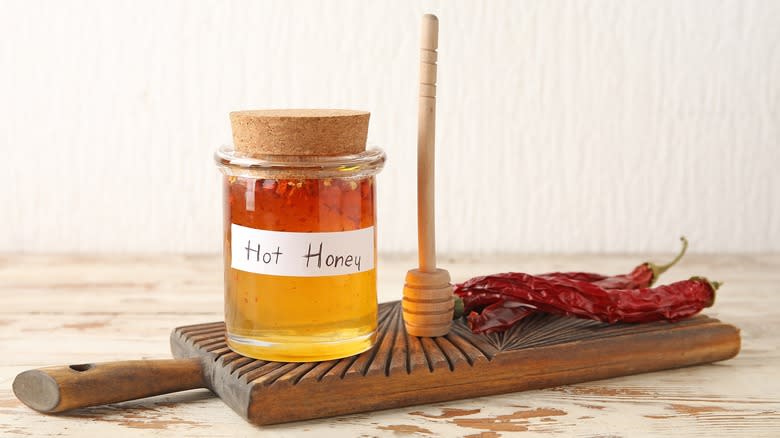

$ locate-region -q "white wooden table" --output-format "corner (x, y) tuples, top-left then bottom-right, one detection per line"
(1, 254), (778, 437)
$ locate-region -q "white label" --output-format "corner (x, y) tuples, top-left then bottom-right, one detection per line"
(231, 224), (375, 277)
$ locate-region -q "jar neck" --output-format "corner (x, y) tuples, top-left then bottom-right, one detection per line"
(215, 146), (386, 179)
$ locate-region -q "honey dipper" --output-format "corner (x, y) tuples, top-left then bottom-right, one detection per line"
(402, 14), (453, 337)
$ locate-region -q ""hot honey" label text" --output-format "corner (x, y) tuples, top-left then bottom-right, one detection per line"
(230, 224), (374, 277)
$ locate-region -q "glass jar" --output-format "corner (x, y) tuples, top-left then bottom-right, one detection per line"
(215, 146), (385, 362)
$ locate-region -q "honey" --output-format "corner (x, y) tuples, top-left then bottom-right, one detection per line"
(214, 108), (385, 362)
(222, 176), (380, 361)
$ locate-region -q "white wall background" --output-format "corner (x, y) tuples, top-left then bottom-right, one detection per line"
(1, 0), (778, 254)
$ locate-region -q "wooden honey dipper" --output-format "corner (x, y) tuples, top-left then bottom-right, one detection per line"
(402, 14), (453, 337)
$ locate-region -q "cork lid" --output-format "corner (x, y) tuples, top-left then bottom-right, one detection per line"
(229, 109), (370, 156)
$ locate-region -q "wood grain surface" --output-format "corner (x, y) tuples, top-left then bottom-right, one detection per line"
(170, 303), (738, 425)
(1, 254), (779, 436)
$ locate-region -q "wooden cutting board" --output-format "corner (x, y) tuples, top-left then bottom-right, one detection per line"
(170, 300), (740, 425)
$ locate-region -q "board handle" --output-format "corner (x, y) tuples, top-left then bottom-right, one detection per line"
(12, 359), (205, 413)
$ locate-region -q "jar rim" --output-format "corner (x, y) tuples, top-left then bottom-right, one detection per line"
(214, 145), (386, 178)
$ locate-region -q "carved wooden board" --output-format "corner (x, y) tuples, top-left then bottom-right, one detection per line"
(169, 301), (740, 426)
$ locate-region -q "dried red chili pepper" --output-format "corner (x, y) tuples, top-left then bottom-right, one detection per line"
(456, 274), (718, 328)
(465, 299), (534, 334)
(451, 238), (709, 334)
(538, 237), (688, 289)
(453, 289), (527, 333)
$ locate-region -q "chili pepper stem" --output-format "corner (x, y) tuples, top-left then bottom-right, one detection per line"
(452, 296), (465, 319)
(649, 236), (689, 285)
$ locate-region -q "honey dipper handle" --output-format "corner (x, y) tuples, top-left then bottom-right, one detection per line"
(403, 14), (452, 338)
(418, 13), (439, 272)
(12, 359), (205, 413)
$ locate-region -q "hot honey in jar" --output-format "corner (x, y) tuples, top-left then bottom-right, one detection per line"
(215, 109), (385, 362)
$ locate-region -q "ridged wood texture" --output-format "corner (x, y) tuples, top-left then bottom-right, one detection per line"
(170, 301), (740, 425)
